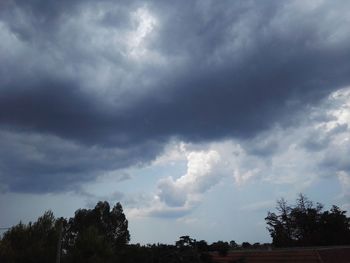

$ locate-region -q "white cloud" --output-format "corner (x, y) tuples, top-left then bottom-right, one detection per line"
(151, 141), (187, 165)
(128, 148), (223, 218)
(125, 87), (350, 219)
(127, 6), (158, 59)
(126, 195), (192, 219)
(157, 150), (221, 207)
(232, 87), (350, 188)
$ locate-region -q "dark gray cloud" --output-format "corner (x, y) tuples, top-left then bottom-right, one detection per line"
(1, 0), (350, 192)
(0, 129), (163, 192)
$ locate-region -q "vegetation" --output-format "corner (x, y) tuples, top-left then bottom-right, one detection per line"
(0, 202), (215, 263)
(64, 201), (130, 263)
(0, 202), (130, 263)
(0, 211), (59, 263)
(1, 195), (349, 262)
(265, 194), (350, 247)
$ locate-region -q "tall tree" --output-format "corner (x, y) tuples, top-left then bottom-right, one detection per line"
(0, 211), (61, 263)
(64, 201), (130, 262)
(110, 202), (130, 247)
(265, 194), (350, 247)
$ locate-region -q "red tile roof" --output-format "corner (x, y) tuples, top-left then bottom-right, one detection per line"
(211, 246), (350, 263)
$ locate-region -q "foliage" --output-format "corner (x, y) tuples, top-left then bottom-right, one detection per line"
(265, 194), (350, 247)
(209, 241), (230, 256)
(0, 201), (130, 263)
(197, 240), (209, 251)
(241, 242), (251, 249)
(229, 240), (238, 249)
(0, 211), (60, 263)
(65, 226), (115, 263)
(65, 201), (129, 249)
(5, 194), (347, 262)
(0, 202), (214, 263)
(174, 236), (213, 262)
(64, 201), (130, 262)
(176, 235), (196, 248)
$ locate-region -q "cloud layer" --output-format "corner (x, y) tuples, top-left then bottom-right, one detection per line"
(1, 0), (350, 192)
(128, 87), (350, 217)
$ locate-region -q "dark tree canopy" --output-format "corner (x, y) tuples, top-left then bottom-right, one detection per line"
(66, 201), (130, 248)
(0, 211), (60, 263)
(176, 235), (196, 248)
(65, 201), (130, 262)
(0, 201), (130, 263)
(210, 241), (229, 256)
(265, 194), (350, 247)
(4, 195), (349, 262)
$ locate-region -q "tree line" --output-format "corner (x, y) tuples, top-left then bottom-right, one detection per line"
(0, 201), (130, 263)
(0, 201), (259, 263)
(265, 194), (350, 247)
(1, 194), (349, 262)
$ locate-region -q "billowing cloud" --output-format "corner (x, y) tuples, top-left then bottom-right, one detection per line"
(157, 150), (221, 207)
(129, 87), (350, 217)
(234, 87), (350, 187)
(128, 148), (223, 218)
(1, 0), (350, 193)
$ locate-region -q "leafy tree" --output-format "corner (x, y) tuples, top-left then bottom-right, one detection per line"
(229, 240), (238, 249)
(66, 226), (114, 263)
(241, 242), (251, 249)
(0, 201), (130, 263)
(173, 236), (214, 262)
(64, 201), (130, 262)
(0, 211), (61, 263)
(210, 241), (229, 256)
(111, 202), (130, 247)
(176, 235), (195, 248)
(265, 194), (350, 247)
(252, 242), (261, 249)
(196, 240), (209, 251)
(289, 194), (324, 246)
(319, 205), (350, 245)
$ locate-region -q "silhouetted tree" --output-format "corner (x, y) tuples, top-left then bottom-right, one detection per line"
(229, 240), (238, 249)
(241, 242), (251, 249)
(0, 211), (61, 263)
(176, 235), (195, 248)
(66, 226), (114, 263)
(265, 194), (350, 247)
(64, 201), (130, 262)
(172, 236), (214, 262)
(318, 205), (350, 245)
(196, 240), (209, 251)
(210, 241), (229, 256)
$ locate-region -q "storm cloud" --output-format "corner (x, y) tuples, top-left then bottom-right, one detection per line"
(1, 0), (350, 192)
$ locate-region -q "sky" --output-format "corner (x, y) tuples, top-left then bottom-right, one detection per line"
(1, 0), (350, 245)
